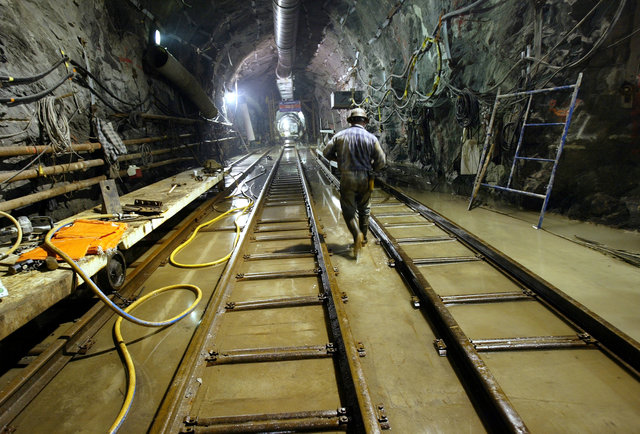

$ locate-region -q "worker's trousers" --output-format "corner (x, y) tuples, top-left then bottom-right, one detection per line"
(339, 171), (372, 243)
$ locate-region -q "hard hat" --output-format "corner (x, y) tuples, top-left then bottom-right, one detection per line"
(347, 107), (369, 123)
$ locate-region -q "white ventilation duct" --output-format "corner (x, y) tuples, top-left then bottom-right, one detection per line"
(239, 103), (256, 142)
(147, 46), (218, 118)
(273, 0), (300, 100)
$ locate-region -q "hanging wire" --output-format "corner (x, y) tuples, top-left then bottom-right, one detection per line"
(37, 96), (71, 154)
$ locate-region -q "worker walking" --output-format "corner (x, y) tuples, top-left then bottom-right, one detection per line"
(323, 108), (386, 259)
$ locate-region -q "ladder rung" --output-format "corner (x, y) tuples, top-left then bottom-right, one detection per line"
(397, 236), (455, 244)
(515, 156), (555, 162)
(524, 122), (565, 127)
(236, 269), (319, 281)
(497, 83), (576, 98)
(190, 409), (343, 426)
(259, 217), (308, 224)
(254, 225), (309, 233)
(374, 212), (418, 217)
(480, 184), (546, 199)
(371, 202), (404, 207)
(264, 201), (305, 207)
(252, 234), (312, 242)
(384, 222), (435, 228)
(440, 291), (534, 304)
(243, 251), (315, 260)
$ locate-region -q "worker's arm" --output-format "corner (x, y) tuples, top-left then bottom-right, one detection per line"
(371, 140), (386, 171)
(323, 137), (337, 161)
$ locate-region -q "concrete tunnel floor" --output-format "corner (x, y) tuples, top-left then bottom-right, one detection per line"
(6, 148), (640, 433)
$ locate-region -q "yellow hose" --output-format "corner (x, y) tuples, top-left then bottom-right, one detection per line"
(42, 215), (202, 432)
(0, 211), (22, 260)
(169, 198), (253, 268)
(109, 284), (201, 433)
(45, 185), (254, 431)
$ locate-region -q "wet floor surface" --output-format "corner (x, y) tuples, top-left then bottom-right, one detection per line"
(4, 148), (640, 433)
(401, 189), (640, 342)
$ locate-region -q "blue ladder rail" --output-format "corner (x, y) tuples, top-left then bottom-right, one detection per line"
(468, 73), (583, 229)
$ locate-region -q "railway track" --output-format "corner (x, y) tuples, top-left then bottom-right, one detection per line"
(151, 146), (387, 433)
(2, 145), (638, 433)
(313, 150), (640, 433)
(0, 151), (268, 432)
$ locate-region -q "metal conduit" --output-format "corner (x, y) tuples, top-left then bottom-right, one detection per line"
(0, 143), (102, 158)
(0, 176), (106, 212)
(116, 157), (193, 177)
(273, 0), (300, 79)
(0, 159), (104, 183)
(0, 134), (194, 158)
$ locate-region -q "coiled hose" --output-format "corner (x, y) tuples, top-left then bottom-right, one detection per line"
(0, 211), (22, 261)
(455, 89), (479, 128)
(170, 193), (253, 268)
(42, 216), (202, 433)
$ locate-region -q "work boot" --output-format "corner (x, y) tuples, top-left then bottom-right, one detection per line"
(354, 232), (364, 260)
(359, 220), (369, 246)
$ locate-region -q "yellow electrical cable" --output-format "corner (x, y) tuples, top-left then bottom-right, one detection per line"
(0, 211), (22, 260)
(109, 283), (201, 434)
(169, 197), (253, 268)
(41, 215), (203, 433)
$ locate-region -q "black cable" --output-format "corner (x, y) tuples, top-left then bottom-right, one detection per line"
(73, 76), (124, 113)
(0, 73), (74, 105)
(0, 56), (69, 85)
(455, 89), (479, 128)
(70, 59), (147, 108)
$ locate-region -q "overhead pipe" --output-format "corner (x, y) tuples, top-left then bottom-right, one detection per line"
(0, 176), (106, 212)
(117, 157), (193, 177)
(111, 112), (232, 126)
(273, 0), (300, 99)
(146, 46), (218, 119)
(0, 159), (105, 183)
(0, 134), (194, 158)
(117, 142), (201, 163)
(0, 143), (101, 158)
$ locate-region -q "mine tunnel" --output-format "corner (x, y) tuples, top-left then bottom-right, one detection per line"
(1, 1), (639, 432)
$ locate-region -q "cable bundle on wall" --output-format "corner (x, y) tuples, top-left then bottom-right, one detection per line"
(455, 89), (479, 128)
(37, 97), (71, 153)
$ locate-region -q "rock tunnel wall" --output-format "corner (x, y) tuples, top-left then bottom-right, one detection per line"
(310, 0), (640, 228)
(1, 0), (639, 229)
(0, 0), (227, 221)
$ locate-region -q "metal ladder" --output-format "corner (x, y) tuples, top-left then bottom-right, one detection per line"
(468, 73), (583, 229)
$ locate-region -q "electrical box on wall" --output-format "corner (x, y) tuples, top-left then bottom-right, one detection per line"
(331, 90), (365, 109)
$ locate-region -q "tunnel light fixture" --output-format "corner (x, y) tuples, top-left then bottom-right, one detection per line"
(224, 91), (237, 105)
(154, 30), (161, 45)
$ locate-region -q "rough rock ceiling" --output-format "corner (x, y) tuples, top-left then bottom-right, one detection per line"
(131, 0), (337, 100)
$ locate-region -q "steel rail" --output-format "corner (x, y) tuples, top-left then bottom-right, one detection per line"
(312, 153), (528, 432)
(368, 215), (529, 433)
(315, 151), (640, 431)
(151, 146), (385, 433)
(150, 148), (284, 433)
(378, 180), (640, 375)
(297, 149), (383, 433)
(0, 151), (269, 431)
